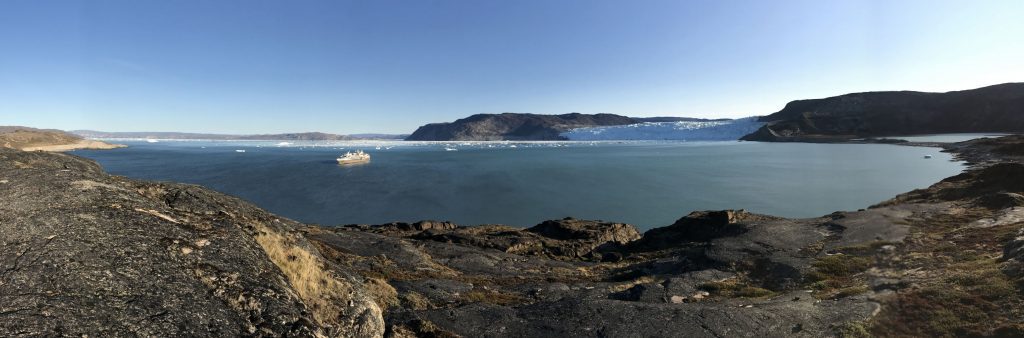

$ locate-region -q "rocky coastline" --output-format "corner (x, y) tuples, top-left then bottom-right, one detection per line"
(3, 136), (1024, 336)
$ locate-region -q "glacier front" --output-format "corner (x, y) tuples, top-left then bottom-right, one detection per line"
(561, 117), (764, 141)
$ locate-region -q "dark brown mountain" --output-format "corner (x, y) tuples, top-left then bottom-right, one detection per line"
(740, 82), (1024, 142)
(405, 113), (640, 141)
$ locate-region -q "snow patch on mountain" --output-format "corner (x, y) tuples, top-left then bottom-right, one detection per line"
(561, 117), (764, 141)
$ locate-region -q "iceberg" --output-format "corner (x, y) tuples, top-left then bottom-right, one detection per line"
(561, 117), (763, 141)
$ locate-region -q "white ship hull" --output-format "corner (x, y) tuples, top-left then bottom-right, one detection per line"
(337, 157), (370, 164)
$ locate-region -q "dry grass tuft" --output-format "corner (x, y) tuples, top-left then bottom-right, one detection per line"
(462, 288), (527, 306)
(363, 277), (399, 310)
(399, 291), (433, 310)
(253, 227), (376, 334)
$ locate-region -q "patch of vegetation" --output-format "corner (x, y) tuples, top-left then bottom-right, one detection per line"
(868, 208), (1024, 337)
(871, 286), (997, 337)
(832, 241), (894, 256)
(803, 249), (876, 300)
(797, 240), (825, 257)
(254, 227), (365, 329)
(945, 259), (1016, 301)
(698, 278), (774, 298)
(733, 286), (774, 298)
(607, 275), (657, 293)
(462, 288), (527, 305)
(835, 321), (871, 338)
(832, 285), (870, 299)
(810, 254), (873, 279)
(363, 277), (399, 309)
(399, 291), (432, 310)
(392, 319), (460, 338)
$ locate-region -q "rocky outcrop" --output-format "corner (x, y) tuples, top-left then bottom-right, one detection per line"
(631, 210), (761, 250)
(310, 209), (888, 336)
(350, 218), (641, 261)
(0, 148), (383, 337)
(1002, 228), (1024, 275)
(880, 161), (1024, 207)
(405, 113), (639, 141)
(740, 82), (1024, 141)
(528, 217), (640, 244)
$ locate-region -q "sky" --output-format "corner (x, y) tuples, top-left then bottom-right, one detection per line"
(1, 0), (1023, 134)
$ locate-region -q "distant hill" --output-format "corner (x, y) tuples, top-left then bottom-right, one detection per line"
(0, 126), (122, 151)
(741, 82), (1024, 142)
(405, 113), (727, 141)
(72, 130), (408, 140)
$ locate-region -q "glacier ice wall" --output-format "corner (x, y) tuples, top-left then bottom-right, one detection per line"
(561, 117), (764, 141)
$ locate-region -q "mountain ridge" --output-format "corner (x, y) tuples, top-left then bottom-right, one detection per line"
(405, 113), (730, 141)
(740, 82), (1024, 142)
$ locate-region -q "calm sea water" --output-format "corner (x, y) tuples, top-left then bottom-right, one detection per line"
(73, 140), (964, 231)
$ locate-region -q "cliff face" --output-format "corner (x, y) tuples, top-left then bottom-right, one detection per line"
(405, 113), (638, 141)
(740, 83), (1024, 141)
(0, 149), (383, 337)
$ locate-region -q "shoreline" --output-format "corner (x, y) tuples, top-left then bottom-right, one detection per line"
(20, 139), (126, 152)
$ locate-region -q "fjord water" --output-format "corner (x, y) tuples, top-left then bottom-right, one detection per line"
(74, 141), (963, 231)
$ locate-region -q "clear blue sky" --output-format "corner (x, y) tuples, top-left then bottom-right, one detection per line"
(2, 0), (1022, 134)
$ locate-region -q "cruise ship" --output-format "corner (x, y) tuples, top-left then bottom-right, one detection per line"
(337, 150), (370, 164)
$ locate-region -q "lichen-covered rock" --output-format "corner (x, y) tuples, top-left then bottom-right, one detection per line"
(1002, 228), (1024, 277)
